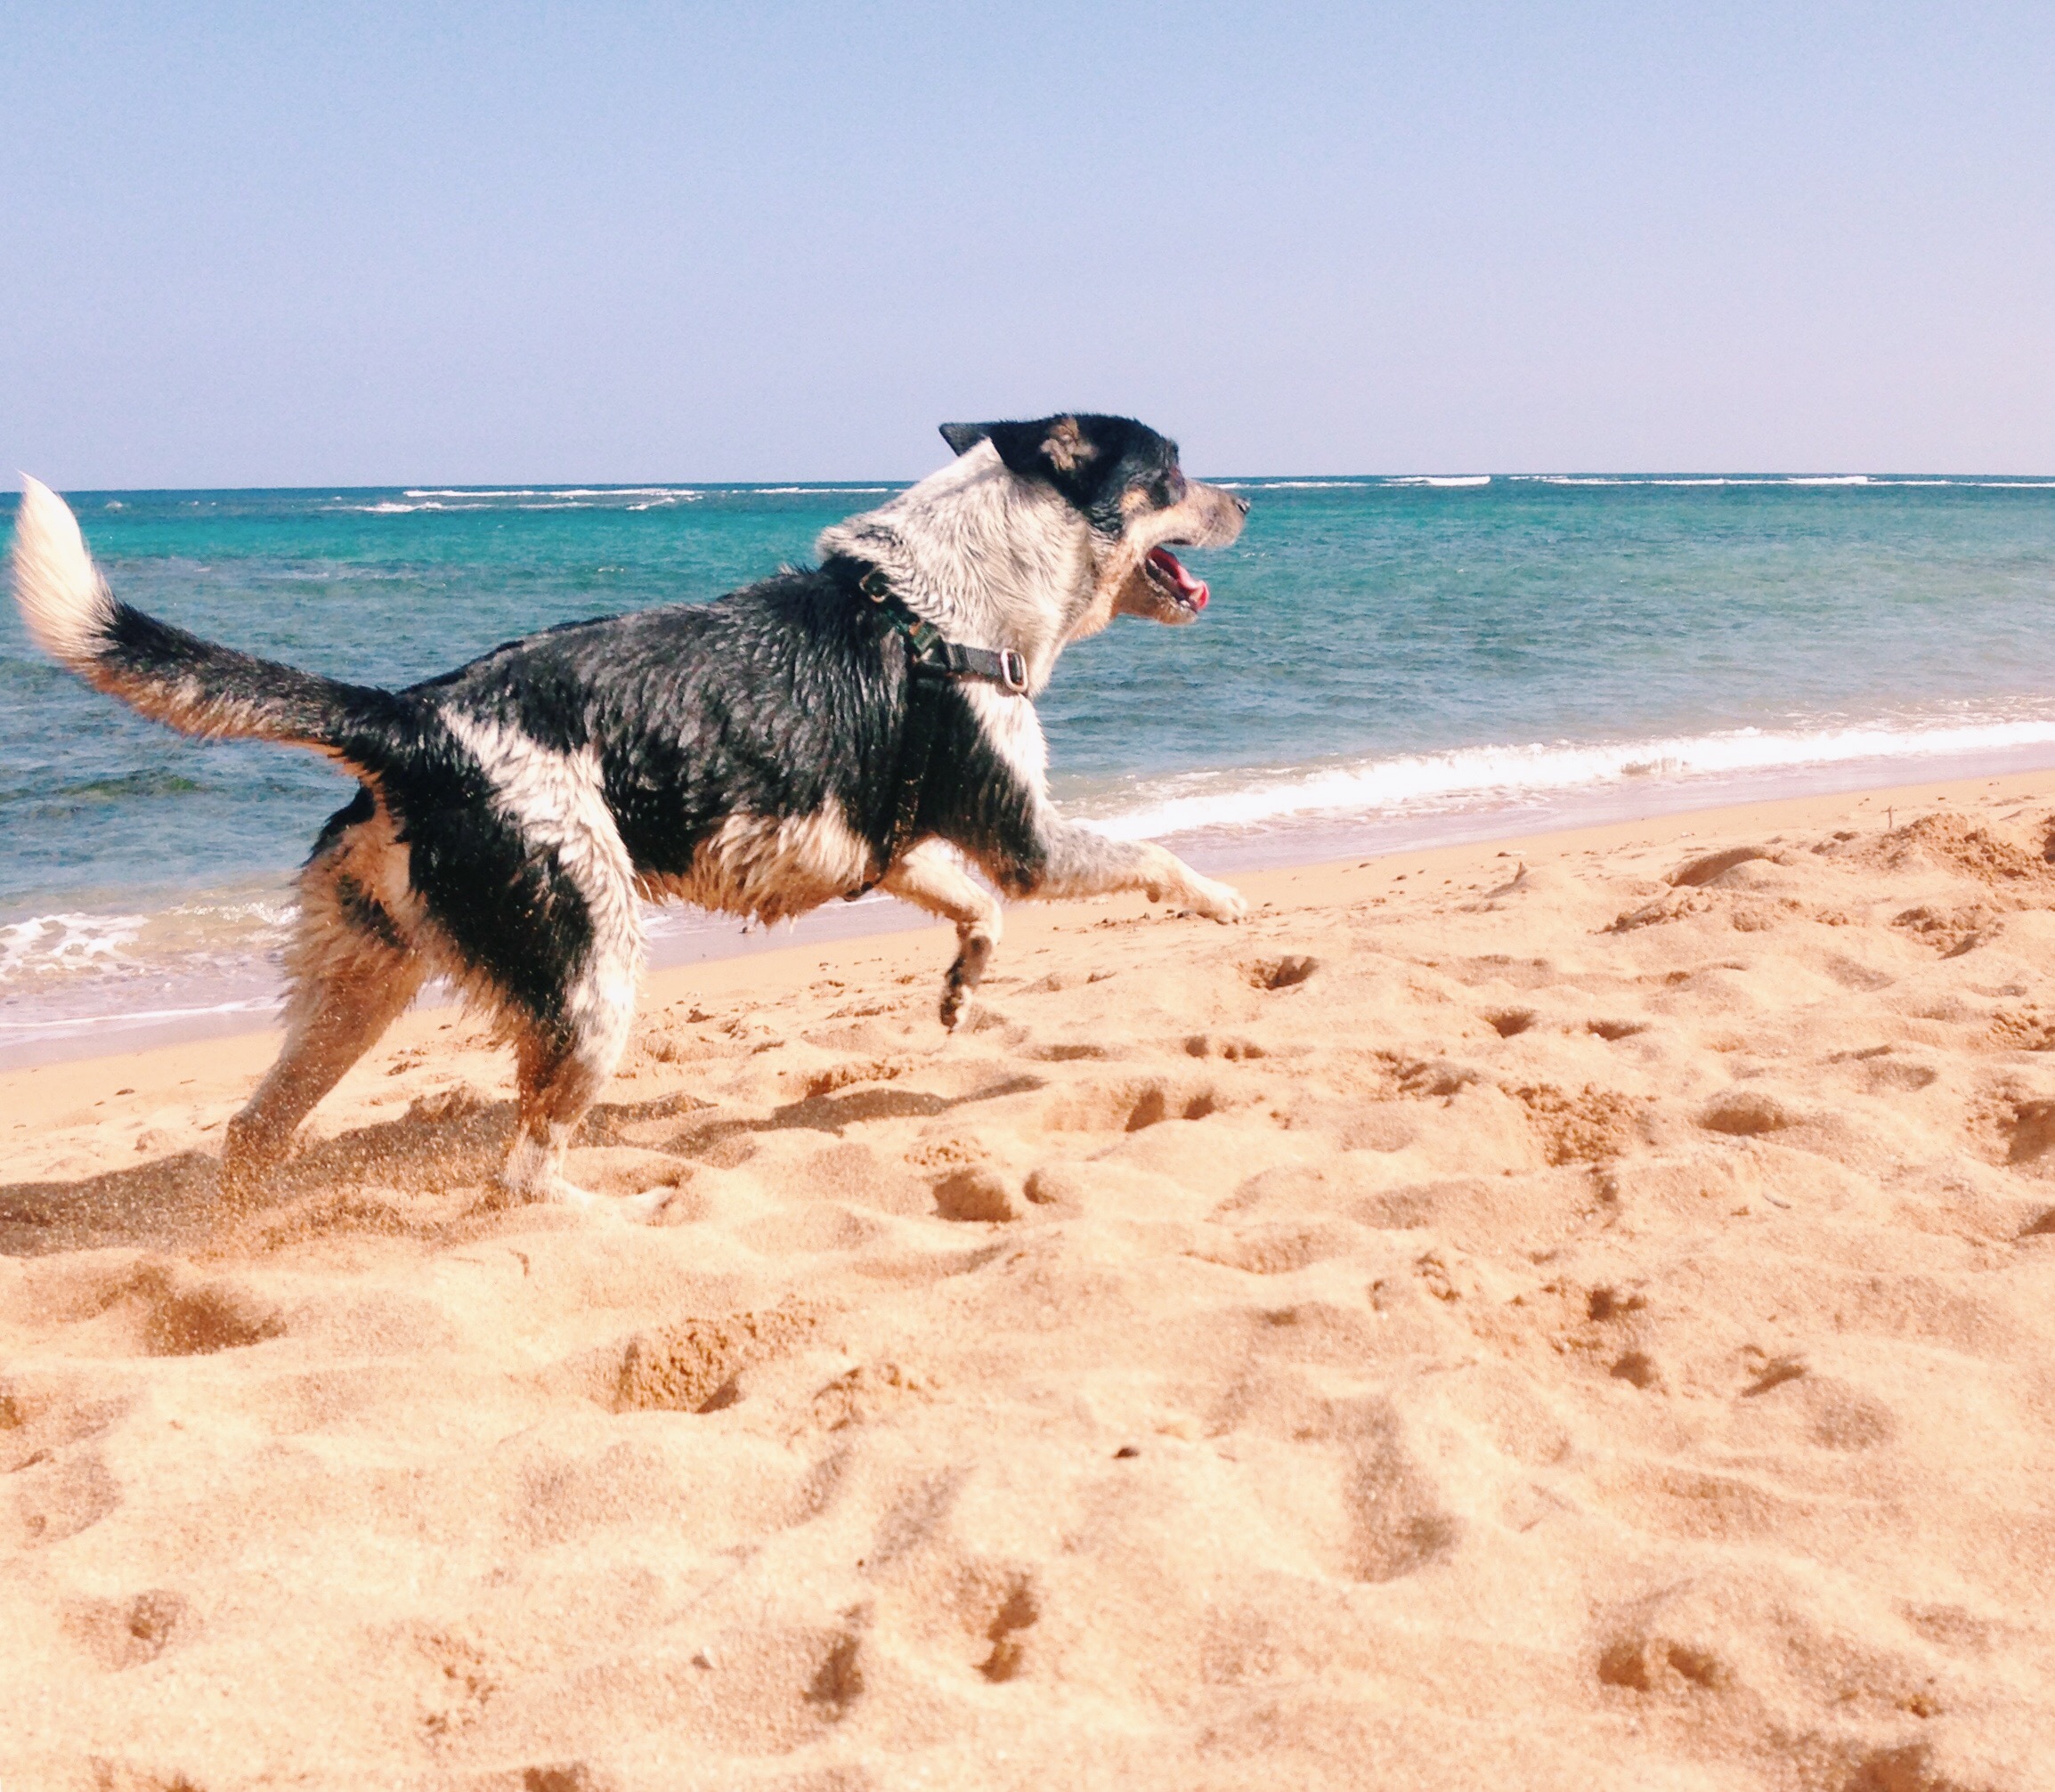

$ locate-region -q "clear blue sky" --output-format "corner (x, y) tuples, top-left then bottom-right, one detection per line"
(4, 3), (2051, 485)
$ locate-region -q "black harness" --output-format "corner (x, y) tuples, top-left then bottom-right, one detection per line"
(852, 563), (1028, 886)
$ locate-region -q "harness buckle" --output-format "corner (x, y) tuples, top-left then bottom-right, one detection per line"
(998, 648), (1028, 693)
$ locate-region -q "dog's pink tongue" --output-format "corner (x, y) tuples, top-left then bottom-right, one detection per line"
(1149, 546), (1209, 610)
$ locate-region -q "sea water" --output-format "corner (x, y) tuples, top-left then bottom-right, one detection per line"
(4, 474), (2053, 1061)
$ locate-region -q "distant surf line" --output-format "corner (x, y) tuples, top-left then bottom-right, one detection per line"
(1214, 474), (2055, 491)
(394, 484), (898, 499)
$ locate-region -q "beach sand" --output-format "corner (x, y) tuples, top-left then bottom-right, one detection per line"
(6, 771), (2055, 1789)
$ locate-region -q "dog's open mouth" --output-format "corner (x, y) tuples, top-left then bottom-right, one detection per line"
(1145, 546), (1209, 612)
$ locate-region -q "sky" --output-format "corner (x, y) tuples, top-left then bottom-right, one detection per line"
(4, 2), (2052, 486)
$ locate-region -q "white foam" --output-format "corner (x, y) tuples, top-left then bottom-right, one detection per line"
(0, 890), (296, 988)
(0, 994), (280, 1035)
(1387, 474), (1491, 487)
(1079, 714), (2055, 843)
(0, 911), (147, 976)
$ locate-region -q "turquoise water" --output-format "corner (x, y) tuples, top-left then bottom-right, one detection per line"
(4, 474), (2055, 1057)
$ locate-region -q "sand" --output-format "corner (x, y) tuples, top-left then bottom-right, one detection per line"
(6, 771), (2055, 1790)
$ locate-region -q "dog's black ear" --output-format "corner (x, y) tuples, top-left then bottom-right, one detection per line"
(956, 414), (1156, 514)
(939, 418), (1093, 477)
(982, 416), (1099, 482)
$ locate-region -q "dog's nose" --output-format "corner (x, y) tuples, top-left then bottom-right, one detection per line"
(1233, 494), (1251, 516)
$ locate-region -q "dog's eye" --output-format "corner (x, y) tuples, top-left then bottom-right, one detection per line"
(1153, 471), (1187, 507)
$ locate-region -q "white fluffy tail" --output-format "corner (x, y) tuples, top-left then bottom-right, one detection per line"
(11, 476), (116, 671)
(10, 474), (384, 758)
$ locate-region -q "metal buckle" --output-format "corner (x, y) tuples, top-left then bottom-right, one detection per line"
(998, 648), (1028, 693)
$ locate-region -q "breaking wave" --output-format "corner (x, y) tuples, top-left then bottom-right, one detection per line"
(1078, 712), (2055, 842)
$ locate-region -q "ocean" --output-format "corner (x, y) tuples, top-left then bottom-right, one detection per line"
(4, 473), (2054, 1064)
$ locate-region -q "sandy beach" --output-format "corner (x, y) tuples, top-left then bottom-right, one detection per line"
(6, 769), (2055, 1788)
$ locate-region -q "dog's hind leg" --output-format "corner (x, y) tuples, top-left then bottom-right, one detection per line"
(411, 710), (646, 1204)
(222, 800), (426, 1198)
(881, 839), (1003, 1031)
(492, 885), (642, 1207)
(499, 974), (638, 1205)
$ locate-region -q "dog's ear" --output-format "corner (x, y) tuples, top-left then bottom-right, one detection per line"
(983, 416), (1099, 482)
(938, 418), (1090, 476)
(953, 414), (1157, 513)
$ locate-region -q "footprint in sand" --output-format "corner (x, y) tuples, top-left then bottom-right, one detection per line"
(64, 1588), (190, 1668)
(1699, 1091), (1797, 1137)
(2005, 1099), (2055, 1166)
(1341, 1405), (1461, 1583)
(806, 1614), (868, 1720)
(932, 1166), (1017, 1223)
(126, 1262), (284, 1358)
(977, 1576), (1040, 1683)
(1586, 1018), (1647, 1041)
(1041, 1077), (1222, 1134)
(612, 1301), (817, 1414)
(1245, 954), (1319, 990)
(519, 1766), (607, 1792)
(15, 1450), (121, 1546)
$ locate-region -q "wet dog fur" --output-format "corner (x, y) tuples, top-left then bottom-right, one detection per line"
(11, 414), (1249, 1204)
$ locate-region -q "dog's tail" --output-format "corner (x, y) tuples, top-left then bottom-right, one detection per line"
(12, 477), (402, 772)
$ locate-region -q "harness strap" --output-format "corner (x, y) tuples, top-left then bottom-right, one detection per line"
(849, 563), (1028, 893)
(882, 652), (947, 870)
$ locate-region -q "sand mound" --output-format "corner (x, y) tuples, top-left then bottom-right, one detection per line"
(4, 776), (2055, 1787)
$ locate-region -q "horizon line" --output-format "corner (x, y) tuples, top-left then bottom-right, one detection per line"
(8, 471), (2055, 500)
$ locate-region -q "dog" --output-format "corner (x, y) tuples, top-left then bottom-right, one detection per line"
(11, 413), (1249, 1204)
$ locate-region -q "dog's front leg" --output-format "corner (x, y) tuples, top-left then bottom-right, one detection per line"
(1019, 823), (1247, 921)
(881, 839), (1004, 1030)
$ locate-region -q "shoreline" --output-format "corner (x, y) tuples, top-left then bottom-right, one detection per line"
(12, 747), (2055, 1073)
(6, 763), (2049, 1107)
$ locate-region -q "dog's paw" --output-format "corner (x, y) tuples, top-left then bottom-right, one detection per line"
(486, 1170), (597, 1211)
(218, 1121), (290, 1204)
(1182, 875), (1247, 923)
(619, 1185), (686, 1224)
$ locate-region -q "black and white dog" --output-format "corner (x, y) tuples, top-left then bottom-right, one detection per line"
(12, 415), (1248, 1204)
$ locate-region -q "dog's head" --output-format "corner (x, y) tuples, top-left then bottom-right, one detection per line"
(936, 414), (1248, 636)
(816, 412), (1247, 688)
